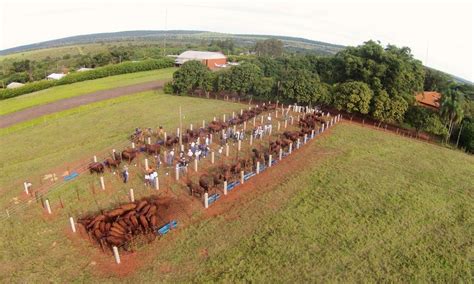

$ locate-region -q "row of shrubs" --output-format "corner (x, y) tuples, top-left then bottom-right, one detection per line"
(0, 58), (175, 100)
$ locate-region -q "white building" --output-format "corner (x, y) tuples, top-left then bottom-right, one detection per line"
(6, 82), (25, 89)
(77, 67), (93, 72)
(46, 73), (66, 80)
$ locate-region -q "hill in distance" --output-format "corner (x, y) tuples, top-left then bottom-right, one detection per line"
(0, 30), (345, 56)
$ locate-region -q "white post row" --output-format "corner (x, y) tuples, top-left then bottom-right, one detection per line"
(113, 246), (121, 264)
(204, 192), (209, 209)
(69, 216), (76, 233)
(45, 199), (52, 214)
(223, 181), (228, 195)
(100, 176), (105, 190)
(129, 188), (135, 202)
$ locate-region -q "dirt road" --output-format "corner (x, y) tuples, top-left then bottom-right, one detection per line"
(0, 80), (166, 128)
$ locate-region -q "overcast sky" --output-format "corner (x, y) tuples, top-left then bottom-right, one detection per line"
(1, 0), (473, 81)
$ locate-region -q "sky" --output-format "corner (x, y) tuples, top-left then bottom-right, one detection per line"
(1, 0), (473, 81)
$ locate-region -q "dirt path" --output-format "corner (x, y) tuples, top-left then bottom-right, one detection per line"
(0, 80), (167, 128)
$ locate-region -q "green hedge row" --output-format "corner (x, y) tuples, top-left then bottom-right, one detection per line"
(0, 58), (174, 100)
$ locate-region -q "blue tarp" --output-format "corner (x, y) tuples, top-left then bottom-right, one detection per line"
(156, 220), (178, 235)
(208, 193), (220, 205)
(64, 172), (79, 181)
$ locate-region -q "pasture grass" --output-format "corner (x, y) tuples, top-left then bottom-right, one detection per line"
(0, 122), (472, 282)
(0, 68), (176, 116)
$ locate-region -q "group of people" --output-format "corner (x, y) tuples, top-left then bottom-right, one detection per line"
(144, 168), (158, 186)
(221, 128), (245, 145)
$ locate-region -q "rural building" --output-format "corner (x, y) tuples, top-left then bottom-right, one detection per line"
(77, 67), (93, 72)
(175, 51), (227, 69)
(415, 91), (441, 110)
(46, 73), (66, 80)
(6, 82), (25, 89)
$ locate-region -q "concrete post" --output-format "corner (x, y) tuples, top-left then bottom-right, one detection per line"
(240, 109), (243, 115)
(144, 158), (149, 170)
(211, 151), (215, 164)
(23, 182), (29, 195)
(284, 119), (288, 129)
(45, 199), (52, 214)
(100, 176), (105, 190)
(223, 114), (226, 121)
(112, 149), (116, 160)
(232, 111), (235, 118)
(289, 143), (293, 154)
(129, 188), (135, 202)
(291, 116), (294, 125)
(268, 155), (273, 167)
(210, 133), (213, 144)
(304, 134), (307, 144)
(113, 246), (121, 264)
(297, 139), (300, 149)
(155, 176), (159, 190)
(256, 161), (260, 174)
(147, 137), (151, 144)
(261, 115), (264, 124)
(238, 140), (241, 151)
(253, 116), (256, 125)
(224, 181), (228, 195)
(175, 167), (179, 181)
(93, 155), (97, 163)
(244, 121), (247, 130)
(277, 121), (280, 131)
(190, 123), (193, 131)
(194, 159), (198, 172)
(250, 134), (253, 145)
(69, 216), (76, 233)
(164, 132), (167, 141)
(213, 116), (216, 122)
(202, 120), (205, 128)
(311, 130), (315, 139)
(240, 171), (244, 184)
(204, 192), (209, 209)
(275, 110), (278, 118)
(132, 142), (135, 149)
(225, 144), (229, 157)
(279, 148), (283, 160)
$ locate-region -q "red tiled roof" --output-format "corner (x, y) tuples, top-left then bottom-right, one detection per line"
(415, 91), (441, 109)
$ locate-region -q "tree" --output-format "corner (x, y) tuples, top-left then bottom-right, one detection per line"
(440, 84), (465, 142)
(172, 61), (212, 94)
(228, 62), (263, 95)
(279, 69), (320, 104)
(424, 68), (450, 91)
(254, 39), (284, 57)
(253, 77), (275, 99)
(405, 106), (430, 133)
(333, 81), (373, 114)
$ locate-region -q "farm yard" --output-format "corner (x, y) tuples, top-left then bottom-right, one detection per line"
(0, 88), (472, 282)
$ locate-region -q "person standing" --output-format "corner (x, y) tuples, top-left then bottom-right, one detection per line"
(122, 166), (129, 183)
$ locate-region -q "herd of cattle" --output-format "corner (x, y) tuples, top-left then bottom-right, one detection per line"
(82, 103), (332, 251)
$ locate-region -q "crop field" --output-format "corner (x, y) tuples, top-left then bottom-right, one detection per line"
(0, 67), (176, 116)
(0, 91), (472, 284)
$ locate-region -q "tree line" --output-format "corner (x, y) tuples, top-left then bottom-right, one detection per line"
(166, 40), (474, 153)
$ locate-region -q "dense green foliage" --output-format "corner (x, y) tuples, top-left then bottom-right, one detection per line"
(333, 81), (373, 114)
(171, 61), (213, 94)
(0, 58), (173, 99)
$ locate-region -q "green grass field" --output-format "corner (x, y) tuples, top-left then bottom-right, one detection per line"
(0, 117), (472, 282)
(0, 68), (176, 116)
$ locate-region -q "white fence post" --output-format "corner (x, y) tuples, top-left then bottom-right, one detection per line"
(45, 199), (52, 214)
(202, 120), (205, 128)
(297, 139), (300, 149)
(279, 148), (283, 160)
(23, 182), (29, 195)
(113, 246), (121, 264)
(238, 140), (241, 151)
(129, 188), (135, 202)
(311, 130), (315, 139)
(289, 143), (293, 154)
(175, 167), (179, 181)
(284, 119), (288, 129)
(194, 159), (198, 172)
(268, 155), (273, 168)
(244, 121), (247, 130)
(132, 142), (135, 149)
(147, 137), (151, 144)
(225, 144), (229, 157)
(190, 123), (193, 131)
(93, 155), (97, 163)
(256, 161), (260, 174)
(250, 134), (253, 145)
(240, 171), (244, 184)
(69, 217), (76, 233)
(155, 176), (159, 190)
(211, 151), (215, 164)
(144, 158), (149, 171)
(277, 121), (280, 132)
(100, 176), (105, 190)
(204, 192), (209, 209)
(224, 181), (228, 195)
